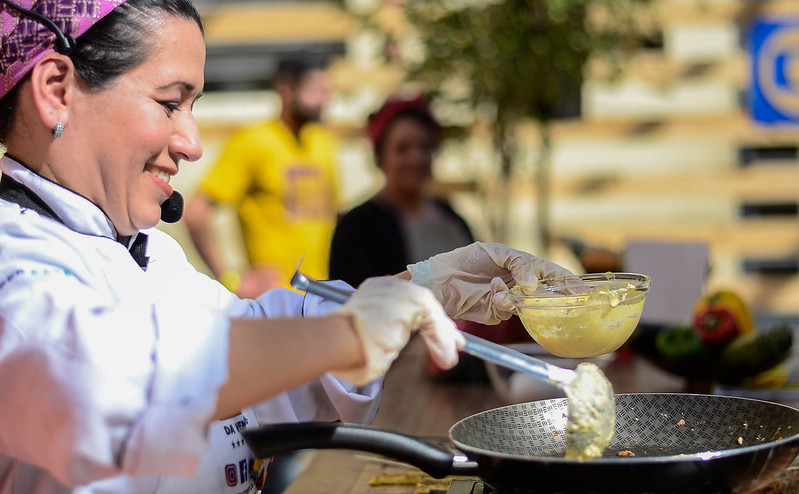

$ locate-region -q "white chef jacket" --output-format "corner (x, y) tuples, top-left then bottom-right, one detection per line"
(0, 156), (381, 494)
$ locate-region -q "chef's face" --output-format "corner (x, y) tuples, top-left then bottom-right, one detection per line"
(69, 16), (205, 236)
(378, 116), (436, 197)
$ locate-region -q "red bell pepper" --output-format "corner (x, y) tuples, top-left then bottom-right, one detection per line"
(692, 306), (740, 346)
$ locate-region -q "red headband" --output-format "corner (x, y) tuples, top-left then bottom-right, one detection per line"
(366, 95), (437, 145)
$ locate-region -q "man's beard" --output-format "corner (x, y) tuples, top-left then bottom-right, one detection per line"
(292, 104), (322, 127)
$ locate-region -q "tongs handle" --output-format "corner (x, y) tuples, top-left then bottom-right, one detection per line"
(290, 271), (574, 388)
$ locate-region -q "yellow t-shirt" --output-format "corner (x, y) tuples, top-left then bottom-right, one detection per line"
(199, 120), (339, 288)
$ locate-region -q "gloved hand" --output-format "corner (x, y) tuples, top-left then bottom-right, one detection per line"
(408, 242), (579, 325)
(332, 276), (465, 385)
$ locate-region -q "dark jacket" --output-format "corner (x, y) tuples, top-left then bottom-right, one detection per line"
(329, 198), (473, 288)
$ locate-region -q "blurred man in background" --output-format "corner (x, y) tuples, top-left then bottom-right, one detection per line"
(185, 53), (340, 298)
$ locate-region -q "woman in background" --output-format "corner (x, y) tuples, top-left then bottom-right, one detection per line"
(330, 95), (473, 286)
(329, 96), (530, 380)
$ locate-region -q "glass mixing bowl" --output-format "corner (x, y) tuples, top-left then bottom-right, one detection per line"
(508, 272), (651, 358)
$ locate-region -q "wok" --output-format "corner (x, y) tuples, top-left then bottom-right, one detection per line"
(243, 393), (799, 494)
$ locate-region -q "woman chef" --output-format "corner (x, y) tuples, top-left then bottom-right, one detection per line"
(0, 0), (576, 492)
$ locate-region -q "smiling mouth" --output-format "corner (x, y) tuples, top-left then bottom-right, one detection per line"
(147, 166), (172, 184)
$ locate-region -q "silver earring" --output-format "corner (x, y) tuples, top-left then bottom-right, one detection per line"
(53, 121), (64, 138)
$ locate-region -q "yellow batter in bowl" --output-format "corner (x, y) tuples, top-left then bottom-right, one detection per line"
(509, 273), (651, 358)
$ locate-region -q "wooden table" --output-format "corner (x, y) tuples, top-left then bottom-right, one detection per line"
(282, 336), (713, 494)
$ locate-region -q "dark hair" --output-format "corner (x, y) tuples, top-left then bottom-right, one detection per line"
(273, 52), (330, 87)
(0, 0), (204, 143)
(372, 107), (440, 163)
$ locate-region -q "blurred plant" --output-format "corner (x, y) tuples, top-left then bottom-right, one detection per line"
(336, 0), (656, 247)
(408, 0), (655, 246)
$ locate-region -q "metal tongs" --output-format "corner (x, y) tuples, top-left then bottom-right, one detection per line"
(290, 270), (577, 388)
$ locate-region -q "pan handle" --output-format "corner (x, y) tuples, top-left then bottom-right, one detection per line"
(242, 422), (480, 478)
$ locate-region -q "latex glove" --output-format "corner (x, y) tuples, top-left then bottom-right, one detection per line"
(408, 241), (579, 325)
(332, 276), (465, 385)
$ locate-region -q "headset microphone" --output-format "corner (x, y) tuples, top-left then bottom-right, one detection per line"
(160, 191), (184, 223)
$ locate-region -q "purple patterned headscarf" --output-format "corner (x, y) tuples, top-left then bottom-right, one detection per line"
(0, 0), (127, 99)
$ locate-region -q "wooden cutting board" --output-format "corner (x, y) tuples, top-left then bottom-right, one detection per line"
(286, 450), (799, 494)
(283, 450), (479, 494)
(350, 457), (477, 494)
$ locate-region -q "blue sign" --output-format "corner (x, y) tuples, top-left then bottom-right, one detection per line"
(749, 18), (799, 124)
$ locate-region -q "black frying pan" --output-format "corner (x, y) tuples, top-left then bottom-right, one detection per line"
(243, 393), (799, 494)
